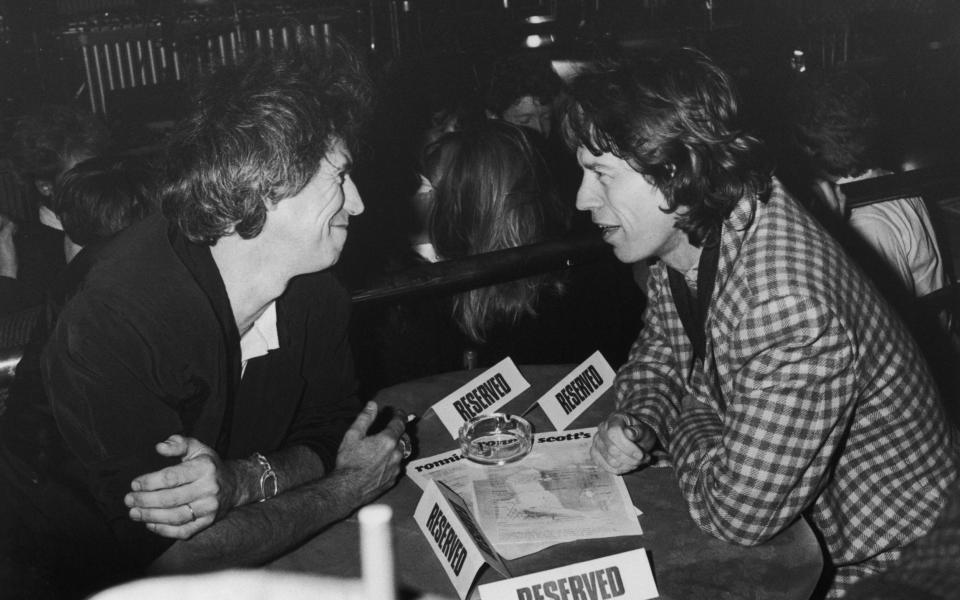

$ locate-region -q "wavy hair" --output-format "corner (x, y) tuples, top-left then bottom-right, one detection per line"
(54, 155), (155, 247)
(786, 69), (880, 181)
(160, 38), (372, 244)
(561, 45), (772, 246)
(423, 121), (571, 342)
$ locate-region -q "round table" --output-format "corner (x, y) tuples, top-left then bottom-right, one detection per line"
(269, 365), (823, 599)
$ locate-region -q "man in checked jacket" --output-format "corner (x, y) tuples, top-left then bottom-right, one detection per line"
(565, 46), (960, 597)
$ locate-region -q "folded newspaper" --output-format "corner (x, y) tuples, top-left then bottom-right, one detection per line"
(407, 427), (643, 560)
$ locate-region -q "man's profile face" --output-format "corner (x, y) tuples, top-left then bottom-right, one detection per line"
(575, 147), (685, 265)
(502, 95), (552, 137)
(262, 139), (363, 275)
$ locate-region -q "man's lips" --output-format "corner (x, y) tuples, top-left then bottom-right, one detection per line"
(596, 224), (620, 236)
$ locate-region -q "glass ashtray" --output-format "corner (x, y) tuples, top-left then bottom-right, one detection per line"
(459, 413), (533, 466)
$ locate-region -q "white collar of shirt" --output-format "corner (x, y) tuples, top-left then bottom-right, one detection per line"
(38, 205), (63, 231)
(240, 301), (279, 376)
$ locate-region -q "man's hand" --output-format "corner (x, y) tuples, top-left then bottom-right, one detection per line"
(590, 411), (657, 474)
(334, 401), (406, 506)
(125, 435), (239, 540)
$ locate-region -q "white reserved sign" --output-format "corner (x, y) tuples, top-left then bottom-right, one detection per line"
(415, 480), (509, 599)
(432, 357), (530, 439)
(478, 548), (658, 600)
(537, 351), (615, 431)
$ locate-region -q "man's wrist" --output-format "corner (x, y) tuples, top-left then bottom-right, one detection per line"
(252, 452), (279, 502)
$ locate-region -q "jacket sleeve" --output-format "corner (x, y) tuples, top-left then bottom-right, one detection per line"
(42, 292), (182, 568)
(614, 266), (686, 440)
(669, 293), (857, 545)
(282, 276), (361, 473)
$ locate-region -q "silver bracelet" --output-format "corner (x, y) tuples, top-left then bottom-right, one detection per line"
(252, 452), (278, 502)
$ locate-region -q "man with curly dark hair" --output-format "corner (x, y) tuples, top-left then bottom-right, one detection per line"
(0, 41), (409, 599)
(565, 45), (959, 598)
(486, 53), (564, 138)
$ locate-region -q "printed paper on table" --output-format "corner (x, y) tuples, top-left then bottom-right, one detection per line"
(431, 357), (530, 439)
(478, 548), (658, 600)
(407, 428), (642, 560)
(537, 351), (615, 431)
(414, 480), (509, 599)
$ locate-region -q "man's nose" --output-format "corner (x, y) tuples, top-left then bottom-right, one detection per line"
(345, 177), (364, 216)
(575, 180), (597, 212)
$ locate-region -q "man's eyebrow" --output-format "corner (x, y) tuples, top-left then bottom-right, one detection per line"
(324, 155), (353, 173)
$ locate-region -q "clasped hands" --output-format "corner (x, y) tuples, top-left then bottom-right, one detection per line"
(124, 401), (411, 540)
(590, 410), (657, 475)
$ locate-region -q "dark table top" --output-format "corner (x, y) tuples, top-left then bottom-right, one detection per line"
(269, 365), (823, 600)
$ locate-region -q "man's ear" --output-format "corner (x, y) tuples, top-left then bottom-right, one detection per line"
(262, 196), (280, 212)
(35, 179), (54, 198)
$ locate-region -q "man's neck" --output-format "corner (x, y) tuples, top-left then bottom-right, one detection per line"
(660, 236), (703, 274)
(210, 234), (290, 335)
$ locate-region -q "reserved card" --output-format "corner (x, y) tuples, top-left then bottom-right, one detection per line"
(537, 351), (615, 431)
(478, 548), (658, 600)
(432, 357), (530, 439)
(415, 480), (509, 599)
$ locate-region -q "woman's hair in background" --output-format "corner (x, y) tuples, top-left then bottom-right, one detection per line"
(423, 120), (571, 342)
(159, 37), (372, 245)
(561, 44), (772, 247)
(53, 155), (156, 247)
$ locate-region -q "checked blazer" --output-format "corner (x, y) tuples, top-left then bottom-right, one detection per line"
(616, 179), (959, 597)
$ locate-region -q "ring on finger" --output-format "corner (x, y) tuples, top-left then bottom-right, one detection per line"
(186, 503), (197, 522)
(398, 435), (412, 459)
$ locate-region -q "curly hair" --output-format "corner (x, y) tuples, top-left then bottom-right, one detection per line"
(54, 155), (155, 247)
(561, 45), (772, 247)
(423, 121), (571, 342)
(160, 38), (372, 244)
(786, 70), (880, 181)
(9, 104), (110, 205)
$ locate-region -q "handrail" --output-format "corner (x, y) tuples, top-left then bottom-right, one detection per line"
(350, 231), (611, 305)
(842, 163), (960, 209)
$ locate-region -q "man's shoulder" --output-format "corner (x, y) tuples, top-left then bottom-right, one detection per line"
(58, 216), (212, 334)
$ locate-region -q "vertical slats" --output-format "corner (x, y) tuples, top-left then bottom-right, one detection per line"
(80, 44), (99, 114)
(173, 44), (181, 81)
(125, 40), (136, 87)
(92, 45), (108, 113)
(229, 31), (239, 63)
(135, 39), (147, 85)
(112, 41), (125, 89)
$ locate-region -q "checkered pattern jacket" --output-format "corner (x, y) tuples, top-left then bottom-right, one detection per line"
(616, 179), (959, 597)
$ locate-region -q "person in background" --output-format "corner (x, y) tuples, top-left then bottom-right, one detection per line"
(52, 155), (156, 263)
(424, 120), (572, 340)
(485, 53), (564, 138)
(785, 69), (946, 301)
(423, 120), (641, 367)
(569, 45), (958, 597)
(0, 41), (409, 599)
(2, 104), (110, 295)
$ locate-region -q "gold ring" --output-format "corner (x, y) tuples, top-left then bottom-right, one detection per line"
(186, 503), (197, 522)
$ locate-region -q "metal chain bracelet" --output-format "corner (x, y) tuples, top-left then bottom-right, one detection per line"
(252, 452), (278, 502)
